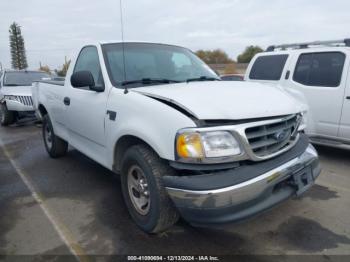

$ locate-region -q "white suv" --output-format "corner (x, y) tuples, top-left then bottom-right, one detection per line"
(0, 70), (50, 126)
(245, 39), (350, 149)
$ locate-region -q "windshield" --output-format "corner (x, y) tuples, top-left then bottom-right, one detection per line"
(4, 71), (50, 86)
(102, 43), (219, 87)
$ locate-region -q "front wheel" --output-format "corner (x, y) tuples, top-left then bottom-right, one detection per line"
(120, 144), (179, 233)
(42, 114), (68, 158)
(0, 103), (16, 126)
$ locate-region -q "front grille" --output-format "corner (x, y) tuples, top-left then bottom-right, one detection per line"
(245, 115), (299, 157)
(17, 96), (33, 106)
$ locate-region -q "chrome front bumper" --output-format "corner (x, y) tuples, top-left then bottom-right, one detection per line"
(5, 99), (34, 112)
(166, 144), (320, 224)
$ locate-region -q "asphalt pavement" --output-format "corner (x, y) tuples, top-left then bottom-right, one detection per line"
(0, 119), (350, 260)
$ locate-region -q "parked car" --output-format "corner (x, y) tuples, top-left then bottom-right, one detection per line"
(33, 42), (320, 233)
(245, 39), (350, 149)
(0, 70), (50, 126)
(220, 74), (244, 81)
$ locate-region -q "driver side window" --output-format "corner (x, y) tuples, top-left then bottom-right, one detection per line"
(74, 46), (104, 90)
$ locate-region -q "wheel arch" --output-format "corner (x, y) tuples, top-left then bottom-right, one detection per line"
(113, 135), (160, 173)
(38, 104), (48, 117)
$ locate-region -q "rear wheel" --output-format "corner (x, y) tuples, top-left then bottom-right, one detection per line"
(42, 114), (68, 158)
(120, 144), (179, 233)
(0, 104), (16, 126)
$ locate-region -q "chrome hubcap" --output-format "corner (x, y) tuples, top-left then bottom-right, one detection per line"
(127, 165), (150, 215)
(45, 124), (53, 149)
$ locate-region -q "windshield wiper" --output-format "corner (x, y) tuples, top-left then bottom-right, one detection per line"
(121, 78), (180, 86)
(186, 76), (220, 83)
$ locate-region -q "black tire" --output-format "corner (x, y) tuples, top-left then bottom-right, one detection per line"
(42, 114), (68, 158)
(120, 144), (179, 233)
(0, 103), (16, 126)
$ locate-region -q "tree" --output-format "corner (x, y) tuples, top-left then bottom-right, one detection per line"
(55, 57), (71, 77)
(237, 45), (263, 63)
(39, 62), (51, 74)
(223, 64), (237, 74)
(9, 22), (28, 70)
(196, 49), (234, 64)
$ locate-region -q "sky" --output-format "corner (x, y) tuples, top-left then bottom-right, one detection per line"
(0, 0), (349, 70)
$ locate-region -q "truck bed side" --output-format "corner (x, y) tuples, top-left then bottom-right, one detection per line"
(33, 80), (69, 141)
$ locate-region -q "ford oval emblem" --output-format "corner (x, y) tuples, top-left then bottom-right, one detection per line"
(274, 130), (289, 142)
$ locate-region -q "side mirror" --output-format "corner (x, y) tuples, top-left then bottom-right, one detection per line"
(70, 71), (104, 92)
(89, 84), (105, 92)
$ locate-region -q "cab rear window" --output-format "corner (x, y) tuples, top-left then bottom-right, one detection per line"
(249, 55), (288, 80)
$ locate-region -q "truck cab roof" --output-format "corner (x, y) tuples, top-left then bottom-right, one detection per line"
(83, 41), (190, 51)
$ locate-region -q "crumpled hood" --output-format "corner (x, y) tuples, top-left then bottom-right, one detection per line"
(0, 86), (33, 96)
(133, 81), (306, 120)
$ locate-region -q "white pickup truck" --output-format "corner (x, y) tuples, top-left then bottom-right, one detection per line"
(245, 39), (350, 149)
(34, 41), (320, 233)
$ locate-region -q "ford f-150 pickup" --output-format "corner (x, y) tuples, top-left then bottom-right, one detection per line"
(33, 42), (321, 233)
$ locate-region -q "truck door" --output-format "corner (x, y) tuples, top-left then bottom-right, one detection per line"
(285, 51), (347, 138)
(339, 63), (350, 141)
(65, 46), (108, 162)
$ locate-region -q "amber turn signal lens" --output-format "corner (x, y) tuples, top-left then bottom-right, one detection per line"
(176, 133), (204, 159)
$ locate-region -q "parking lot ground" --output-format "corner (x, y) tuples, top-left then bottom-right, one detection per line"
(1, 121), (350, 259)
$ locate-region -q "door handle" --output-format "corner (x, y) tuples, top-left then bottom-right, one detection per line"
(63, 97), (70, 106)
(347, 96), (350, 100)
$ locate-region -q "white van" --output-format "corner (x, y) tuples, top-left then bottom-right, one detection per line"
(245, 39), (350, 149)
